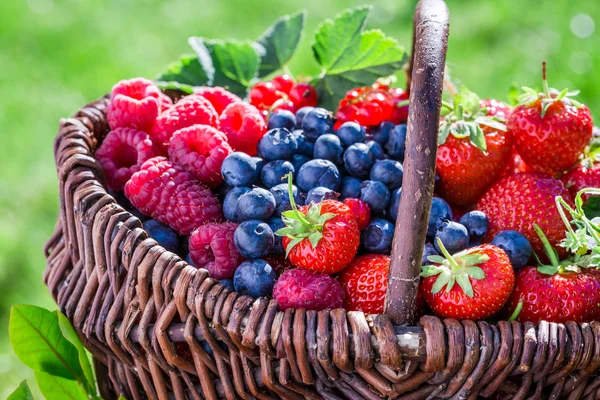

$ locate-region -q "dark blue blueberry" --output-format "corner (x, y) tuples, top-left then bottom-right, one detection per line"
(386, 124), (407, 161)
(361, 219), (395, 254)
(143, 220), (180, 253)
(491, 230), (532, 270)
(459, 211), (489, 246)
(215, 183), (233, 203)
(270, 183), (303, 216)
(291, 154), (310, 174)
(314, 134), (343, 164)
(372, 121), (395, 145)
(234, 220), (274, 258)
(297, 159), (341, 192)
(421, 243), (439, 266)
(366, 140), (385, 161)
(257, 128), (298, 161)
(387, 188), (402, 222)
(359, 180), (390, 214)
(370, 159), (404, 190)
(235, 188), (276, 221)
(130, 207), (149, 223)
(339, 177), (363, 199)
(267, 110), (296, 131)
(434, 221), (469, 254)
(260, 160), (295, 188)
(295, 106), (314, 126)
(252, 157), (265, 176)
(336, 122), (366, 147)
(301, 108), (334, 141)
(344, 143), (374, 179)
(221, 152), (259, 187)
(427, 197), (453, 237)
(233, 259), (277, 298)
(219, 279), (235, 291)
(223, 186), (251, 222)
(306, 186), (338, 204)
(292, 130), (314, 157)
(268, 217), (285, 255)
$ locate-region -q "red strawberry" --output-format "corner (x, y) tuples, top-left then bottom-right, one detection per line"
(342, 198), (371, 230)
(562, 163), (600, 202)
(481, 98), (511, 120)
(503, 147), (532, 176)
(508, 63), (593, 176)
(339, 254), (390, 314)
(420, 241), (514, 320)
(276, 176), (360, 274)
(476, 172), (573, 257)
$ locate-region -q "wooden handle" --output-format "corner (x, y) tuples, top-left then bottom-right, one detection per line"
(384, 0), (449, 325)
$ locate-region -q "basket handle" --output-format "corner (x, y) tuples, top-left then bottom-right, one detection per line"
(383, 0), (449, 325)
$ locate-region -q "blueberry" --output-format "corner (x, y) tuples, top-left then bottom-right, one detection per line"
(297, 159), (341, 192)
(344, 143), (374, 179)
(223, 186), (251, 222)
(252, 157), (265, 176)
(386, 124), (407, 161)
(268, 217), (285, 255)
(260, 160), (295, 188)
(366, 140), (385, 161)
(219, 279), (235, 291)
(359, 181), (390, 214)
(234, 220), (274, 259)
(387, 187), (402, 222)
(233, 259), (277, 298)
(143, 220), (180, 253)
(314, 134), (343, 164)
(434, 221), (469, 254)
(306, 187), (338, 204)
(427, 197), (453, 237)
(421, 243), (439, 266)
(291, 154), (310, 174)
(295, 106), (314, 126)
(214, 183), (232, 203)
(372, 121), (395, 145)
(491, 230), (532, 270)
(361, 219), (395, 254)
(270, 183), (303, 216)
(459, 211), (489, 246)
(221, 152), (259, 187)
(336, 122), (366, 147)
(257, 128), (298, 161)
(370, 159), (404, 190)
(301, 108), (334, 141)
(267, 110), (296, 131)
(235, 187), (276, 221)
(339, 177), (362, 199)
(292, 130), (314, 157)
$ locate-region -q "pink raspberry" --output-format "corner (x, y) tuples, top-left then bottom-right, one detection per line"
(124, 157), (222, 235)
(194, 87), (242, 115)
(189, 222), (244, 279)
(151, 94), (219, 146)
(168, 125), (233, 188)
(95, 127), (161, 191)
(107, 78), (172, 132)
(219, 102), (266, 156)
(273, 269), (344, 311)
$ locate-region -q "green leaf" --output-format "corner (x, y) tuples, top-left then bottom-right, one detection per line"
(426, 255), (447, 265)
(10, 305), (84, 381)
(538, 265), (559, 275)
(157, 54), (212, 86)
(35, 371), (88, 400)
(508, 83), (520, 106)
(420, 264), (443, 277)
(458, 253), (490, 266)
(155, 81), (195, 95)
(431, 270), (451, 294)
(56, 311), (95, 393)
(468, 123), (487, 153)
(465, 266), (486, 280)
(254, 11), (306, 77)
(308, 232), (322, 249)
(189, 37), (260, 97)
(455, 274), (474, 298)
(7, 381), (33, 400)
(284, 237), (304, 258)
(583, 196), (600, 219)
(438, 124), (452, 146)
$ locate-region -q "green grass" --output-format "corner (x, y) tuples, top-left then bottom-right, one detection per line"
(1, 0), (598, 396)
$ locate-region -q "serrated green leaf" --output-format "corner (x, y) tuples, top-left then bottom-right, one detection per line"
(426, 255), (447, 265)
(459, 253), (490, 266)
(465, 266), (486, 280)
(446, 275), (456, 292)
(157, 54), (212, 86)
(431, 270), (451, 294)
(35, 371), (88, 400)
(469, 123), (487, 153)
(254, 11), (306, 77)
(10, 305), (84, 381)
(7, 381), (33, 400)
(455, 274), (474, 298)
(155, 81), (195, 94)
(538, 265), (559, 275)
(308, 232), (322, 249)
(56, 311), (95, 393)
(275, 227), (294, 237)
(284, 237), (304, 258)
(316, 212), (336, 225)
(420, 264), (443, 277)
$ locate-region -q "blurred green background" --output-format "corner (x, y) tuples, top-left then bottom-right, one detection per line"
(0, 0), (598, 396)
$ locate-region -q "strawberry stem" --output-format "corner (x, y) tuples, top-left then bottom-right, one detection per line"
(555, 196), (578, 238)
(285, 173), (310, 225)
(436, 238), (461, 270)
(508, 300), (523, 321)
(533, 224), (559, 267)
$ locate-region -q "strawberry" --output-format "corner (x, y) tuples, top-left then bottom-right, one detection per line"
(503, 147), (531, 176)
(276, 175), (360, 274)
(342, 198), (371, 230)
(436, 88), (512, 206)
(561, 138), (600, 202)
(476, 172), (573, 257)
(480, 98), (511, 120)
(420, 240), (514, 320)
(508, 62), (593, 176)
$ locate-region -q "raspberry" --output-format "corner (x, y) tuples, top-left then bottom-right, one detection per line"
(273, 269), (344, 311)
(194, 86), (241, 114)
(289, 82), (318, 109)
(189, 222), (244, 279)
(95, 127), (161, 191)
(342, 198), (371, 230)
(168, 124), (233, 187)
(152, 94), (219, 146)
(124, 157), (222, 235)
(107, 78), (172, 132)
(219, 102), (266, 156)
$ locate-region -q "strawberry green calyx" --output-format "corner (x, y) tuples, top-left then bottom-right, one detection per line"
(420, 238), (489, 298)
(533, 223), (593, 275)
(275, 174), (336, 257)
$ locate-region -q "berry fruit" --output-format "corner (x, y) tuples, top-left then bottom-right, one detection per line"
(143, 220), (180, 253)
(296, 159), (341, 192)
(301, 108), (334, 141)
(427, 197), (453, 237)
(194, 86), (241, 114)
(339, 177), (363, 200)
(336, 122), (366, 147)
(219, 102), (266, 155)
(361, 219), (394, 254)
(257, 128), (298, 161)
(234, 220), (274, 259)
(189, 222), (243, 279)
(233, 259), (277, 298)
(343, 143), (375, 179)
(223, 186), (251, 222)
(273, 269), (344, 311)
(339, 254), (390, 314)
(385, 124), (407, 161)
(267, 110), (297, 131)
(359, 180), (390, 214)
(370, 159), (403, 190)
(342, 198), (371, 230)
(306, 187), (337, 205)
(221, 152), (260, 187)
(314, 134), (343, 164)
(235, 187), (276, 221)
(261, 160), (295, 189)
(491, 230), (532, 270)
(459, 210), (489, 246)
(289, 82), (318, 109)
(434, 221), (469, 254)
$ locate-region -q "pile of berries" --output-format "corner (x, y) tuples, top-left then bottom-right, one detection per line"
(98, 65), (600, 325)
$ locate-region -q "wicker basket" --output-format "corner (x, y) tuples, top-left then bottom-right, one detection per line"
(43, 1), (600, 398)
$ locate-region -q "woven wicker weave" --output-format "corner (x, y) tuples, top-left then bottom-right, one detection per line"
(43, 1), (600, 398)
